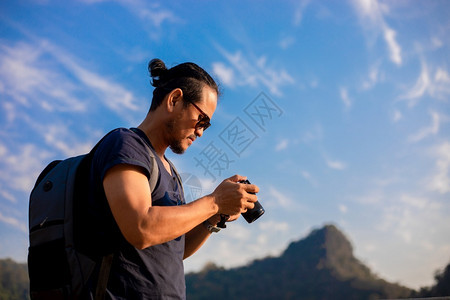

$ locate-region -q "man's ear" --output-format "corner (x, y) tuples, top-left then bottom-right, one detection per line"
(166, 88), (183, 112)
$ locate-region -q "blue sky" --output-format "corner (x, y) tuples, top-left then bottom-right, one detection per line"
(1, 0), (449, 289)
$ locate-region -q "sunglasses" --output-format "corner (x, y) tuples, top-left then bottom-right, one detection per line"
(188, 101), (211, 131)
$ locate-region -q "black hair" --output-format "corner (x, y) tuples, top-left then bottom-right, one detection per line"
(148, 58), (219, 111)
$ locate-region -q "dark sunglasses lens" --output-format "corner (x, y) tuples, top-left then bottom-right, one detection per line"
(197, 117), (211, 130)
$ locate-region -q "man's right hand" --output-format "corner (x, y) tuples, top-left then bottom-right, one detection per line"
(210, 174), (259, 217)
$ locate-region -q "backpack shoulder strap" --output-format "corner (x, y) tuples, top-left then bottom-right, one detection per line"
(147, 150), (158, 193)
(128, 128), (183, 197)
(128, 128), (159, 192)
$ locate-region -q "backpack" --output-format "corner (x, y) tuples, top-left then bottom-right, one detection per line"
(28, 128), (183, 299)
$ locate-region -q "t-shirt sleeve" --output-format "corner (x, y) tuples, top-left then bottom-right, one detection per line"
(94, 129), (154, 182)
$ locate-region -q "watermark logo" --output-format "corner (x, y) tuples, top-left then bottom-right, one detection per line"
(193, 92), (283, 183)
(244, 92), (283, 132)
(180, 173), (203, 203)
(219, 117), (258, 157)
(194, 141), (235, 182)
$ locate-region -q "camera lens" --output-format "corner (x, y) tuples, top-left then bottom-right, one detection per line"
(239, 179), (265, 223)
(242, 201), (265, 223)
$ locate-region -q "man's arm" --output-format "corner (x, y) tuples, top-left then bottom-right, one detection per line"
(183, 214), (221, 259)
(103, 164), (258, 250)
(184, 212), (243, 259)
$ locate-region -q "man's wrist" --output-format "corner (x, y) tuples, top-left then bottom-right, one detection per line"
(208, 214), (221, 225)
(203, 220), (221, 233)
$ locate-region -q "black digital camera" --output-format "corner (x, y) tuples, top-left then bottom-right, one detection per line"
(217, 179), (265, 228)
(239, 179), (265, 223)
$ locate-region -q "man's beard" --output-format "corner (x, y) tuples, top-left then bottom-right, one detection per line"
(166, 119), (185, 154)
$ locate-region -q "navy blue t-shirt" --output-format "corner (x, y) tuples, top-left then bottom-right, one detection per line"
(85, 128), (186, 299)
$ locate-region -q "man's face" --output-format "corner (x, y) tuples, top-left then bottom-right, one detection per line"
(166, 86), (217, 154)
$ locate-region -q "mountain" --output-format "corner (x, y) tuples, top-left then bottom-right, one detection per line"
(413, 262), (450, 298)
(0, 258), (29, 300)
(2, 224), (449, 299)
(185, 224), (412, 299)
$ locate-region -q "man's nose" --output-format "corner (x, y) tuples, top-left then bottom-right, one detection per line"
(195, 127), (204, 137)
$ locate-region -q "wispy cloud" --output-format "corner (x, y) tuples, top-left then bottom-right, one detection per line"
(212, 62), (234, 87)
(0, 212), (27, 233)
(378, 193), (444, 244)
(213, 45), (295, 96)
(323, 151), (347, 170)
(391, 109), (403, 123)
(401, 61), (431, 105)
(79, 0), (180, 28)
(275, 139), (289, 151)
(44, 41), (140, 113)
(268, 186), (293, 208)
(339, 204), (348, 213)
(42, 125), (95, 157)
(339, 87), (352, 110)
(325, 158), (347, 170)
(352, 176), (450, 288)
(293, 0), (311, 26)
(258, 220), (289, 233)
(0, 36), (144, 211)
(301, 170), (318, 187)
(279, 36), (296, 50)
(0, 41), (87, 114)
(355, 189), (385, 205)
(382, 26), (402, 65)
(301, 123), (323, 144)
(428, 141), (450, 194)
(137, 4), (180, 28)
(431, 37), (443, 49)
(351, 0), (402, 65)
(408, 111), (442, 143)
(0, 39), (142, 127)
(400, 60), (450, 106)
(0, 190), (16, 204)
(362, 62), (383, 90)
(370, 190), (450, 288)
(0, 142), (52, 193)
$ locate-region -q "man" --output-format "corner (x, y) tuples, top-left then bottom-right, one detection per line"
(84, 59), (259, 299)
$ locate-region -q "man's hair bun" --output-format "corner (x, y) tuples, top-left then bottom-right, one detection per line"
(148, 58), (168, 87)
(147, 58), (219, 112)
